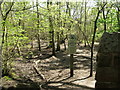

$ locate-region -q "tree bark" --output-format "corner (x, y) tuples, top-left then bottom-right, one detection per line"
(0, 1), (14, 76)
(36, 0), (41, 51)
(0, 2), (14, 51)
(56, 32), (60, 51)
(47, 0), (55, 56)
(90, 3), (107, 77)
(102, 3), (113, 32)
(70, 54), (74, 77)
(84, 1), (87, 47)
(56, 2), (61, 51)
(103, 7), (107, 32)
(116, 7), (120, 31)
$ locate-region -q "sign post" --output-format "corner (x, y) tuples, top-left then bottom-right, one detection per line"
(68, 34), (76, 77)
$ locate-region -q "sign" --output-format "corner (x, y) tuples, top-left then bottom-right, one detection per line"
(68, 34), (77, 54)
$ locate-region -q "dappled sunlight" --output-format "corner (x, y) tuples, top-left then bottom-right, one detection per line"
(1, 0), (118, 89)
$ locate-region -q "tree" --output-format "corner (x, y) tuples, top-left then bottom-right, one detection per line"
(56, 2), (61, 51)
(83, 0), (87, 47)
(36, 0), (41, 51)
(115, 2), (120, 31)
(0, 1), (15, 76)
(90, 2), (107, 77)
(47, 0), (55, 56)
(0, 1), (14, 51)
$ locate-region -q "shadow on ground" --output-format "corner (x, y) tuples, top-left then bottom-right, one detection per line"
(2, 76), (94, 90)
(2, 43), (97, 90)
(37, 50), (96, 71)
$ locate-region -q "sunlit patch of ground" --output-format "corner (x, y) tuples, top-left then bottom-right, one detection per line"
(1, 42), (99, 90)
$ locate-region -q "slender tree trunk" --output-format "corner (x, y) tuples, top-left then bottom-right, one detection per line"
(51, 29), (55, 56)
(64, 40), (66, 50)
(17, 19), (21, 56)
(47, 2), (52, 48)
(30, 1), (35, 49)
(90, 4), (107, 77)
(37, 34), (41, 51)
(1, 2), (14, 50)
(56, 2), (61, 51)
(0, 2), (14, 76)
(36, 0), (41, 51)
(116, 7), (120, 31)
(0, 1), (2, 76)
(1, 19), (6, 49)
(66, 2), (74, 77)
(31, 38), (34, 49)
(103, 6), (107, 32)
(56, 32), (60, 51)
(5, 29), (8, 51)
(17, 44), (21, 56)
(47, 1), (55, 56)
(2, 20), (8, 76)
(77, 2), (84, 45)
(84, 1), (87, 47)
(22, 2), (25, 30)
(70, 54), (74, 77)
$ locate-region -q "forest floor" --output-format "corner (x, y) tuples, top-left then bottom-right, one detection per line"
(1, 41), (99, 90)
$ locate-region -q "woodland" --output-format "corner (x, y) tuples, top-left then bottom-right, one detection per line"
(0, 0), (120, 89)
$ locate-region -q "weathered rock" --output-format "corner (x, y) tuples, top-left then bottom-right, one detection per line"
(95, 32), (120, 89)
(95, 67), (119, 82)
(98, 32), (120, 53)
(95, 82), (118, 88)
(97, 53), (113, 67)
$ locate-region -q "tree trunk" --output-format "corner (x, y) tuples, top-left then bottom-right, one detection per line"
(47, 1), (55, 56)
(117, 7), (120, 31)
(0, 2), (14, 76)
(51, 29), (55, 56)
(102, 5), (107, 32)
(56, 2), (61, 51)
(1, 19), (6, 49)
(37, 34), (41, 51)
(1, 2), (14, 50)
(84, 1), (87, 47)
(70, 54), (74, 77)
(36, 0), (41, 51)
(30, 35), (34, 49)
(56, 32), (60, 51)
(78, 2), (83, 45)
(17, 44), (21, 56)
(90, 3), (107, 77)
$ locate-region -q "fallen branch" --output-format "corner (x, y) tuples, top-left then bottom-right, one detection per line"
(33, 64), (49, 89)
(33, 65), (46, 81)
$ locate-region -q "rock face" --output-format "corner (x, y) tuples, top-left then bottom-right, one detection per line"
(95, 32), (120, 89)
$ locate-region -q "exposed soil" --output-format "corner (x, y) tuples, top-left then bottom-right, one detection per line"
(1, 41), (99, 90)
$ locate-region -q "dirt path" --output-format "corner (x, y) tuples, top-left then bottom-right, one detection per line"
(1, 43), (98, 90)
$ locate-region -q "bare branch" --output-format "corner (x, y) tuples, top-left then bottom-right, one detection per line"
(11, 5), (36, 12)
(4, 2), (14, 20)
(95, 3), (107, 22)
(106, 4), (114, 18)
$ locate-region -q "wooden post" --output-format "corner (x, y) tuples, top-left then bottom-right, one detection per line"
(70, 54), (74, 77)
(68, 34), (76, 77)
